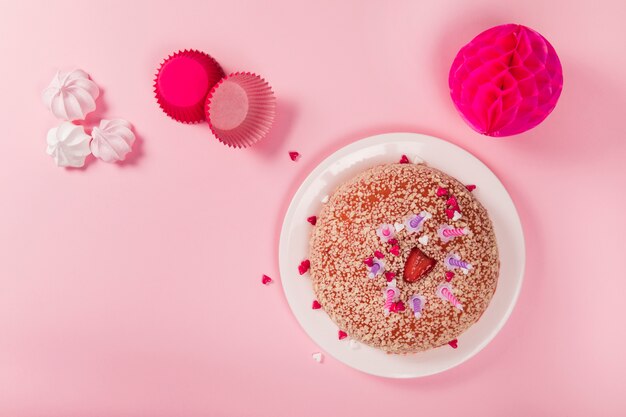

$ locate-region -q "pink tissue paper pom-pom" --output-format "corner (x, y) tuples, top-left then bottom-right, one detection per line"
(449, 24), (563, 137)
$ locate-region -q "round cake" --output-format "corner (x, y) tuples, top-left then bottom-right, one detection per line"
(309, 162), (499, 353)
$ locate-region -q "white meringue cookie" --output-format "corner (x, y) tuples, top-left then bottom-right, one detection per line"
(42, 70), (100, 121)
(46, 122), (92, 168)
(90, 119), (135, 162)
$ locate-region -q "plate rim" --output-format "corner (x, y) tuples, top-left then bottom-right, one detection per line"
(278, 132), (525, 378)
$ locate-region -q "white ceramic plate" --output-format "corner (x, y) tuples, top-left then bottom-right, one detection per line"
(279, 133), (525, 378)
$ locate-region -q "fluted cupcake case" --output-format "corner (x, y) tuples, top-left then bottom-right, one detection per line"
(205, 72), (276, 148)
(154, 50), (225, 123)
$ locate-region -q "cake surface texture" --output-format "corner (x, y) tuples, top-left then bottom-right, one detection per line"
(309, 163), (499, 353)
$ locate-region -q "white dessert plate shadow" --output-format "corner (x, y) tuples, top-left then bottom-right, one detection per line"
(279, 133), (525, 378)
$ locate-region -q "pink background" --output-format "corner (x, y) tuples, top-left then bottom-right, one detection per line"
(1, 0), (625, 415)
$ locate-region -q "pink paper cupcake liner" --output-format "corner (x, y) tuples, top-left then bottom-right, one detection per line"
(205, 72), (276, 148)
(154, 49), (225, 124)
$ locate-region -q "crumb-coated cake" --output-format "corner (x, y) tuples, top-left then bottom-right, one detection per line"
(308, 162), (499, 353)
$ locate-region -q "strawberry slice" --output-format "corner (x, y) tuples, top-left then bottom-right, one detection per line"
(403, 247), (436, 283)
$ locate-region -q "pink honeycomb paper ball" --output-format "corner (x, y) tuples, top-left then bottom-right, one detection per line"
(449, 24), (563, 137)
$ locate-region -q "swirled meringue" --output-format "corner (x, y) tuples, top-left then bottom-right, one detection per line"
(90, 119), (135, 162)
(46, 122), (92, 167)
(42, 70), (100, 121)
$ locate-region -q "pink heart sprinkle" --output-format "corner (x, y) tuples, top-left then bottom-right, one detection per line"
(364, 257), (374, 267)
(445, 208), (455, 219)
(338, 330), (348, 340)
(374, 250), (385, 259)
(399, 155), (409, 164)
(393, 301), (406, 312)
(298, 259), (310, 275)
(445, 271), (455, 282)
(388, 238), (398, 246)
(289, 151), (300, 161)
(436, 187), (448, 197)
(390, 245), (400, 256)
(312, 300), (321, 309)
(262, 274), (272, 285)
(446, 196), (458, 207)
(466, 184), (476, 192)
(448, 339), (458, 349)
(307, 216), (317, 225)
(384, 271), (396, 282)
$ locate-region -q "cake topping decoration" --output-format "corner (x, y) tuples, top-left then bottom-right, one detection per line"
(298, 259), (311, 275)
(399, 154), (409, 164)
(409, 294), (426, 319)
(367, 259), (385, 278)
(448, 339), (458, 349)
(364, 257), (375, 267)
(403, 247), (436, 283)
(384, 271), (396, 282)
(312, 300), (322, 309)
(261, 274), (273, 285)
(321, 195), (329, 203)
(338, 330), (348, 340)
(394, 222), (405, 232)
(405, 211), (431, 233)
(307, 216), (317, 225)
(289, 151), (300, 161)
(374, 250), (385, 259)
(390, 245), (400, 256)
(388, 238), (398, 246)
(413, 155), (425, 164)
(376, 224), (396, 242)
(383, 285), (399, 316)
(444, 252), (472, 274)
(436, 187), (449, 197)
(312, 352), (323, 363)
(466, 184), (476, 192)
(437, 283), (464, 310)
(441, 191), (463, 221)
(438, 224), (470, 242)
(418, 235), (429, 245)
(445, 271), (455, 282)
(389, 300), (406, 313)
